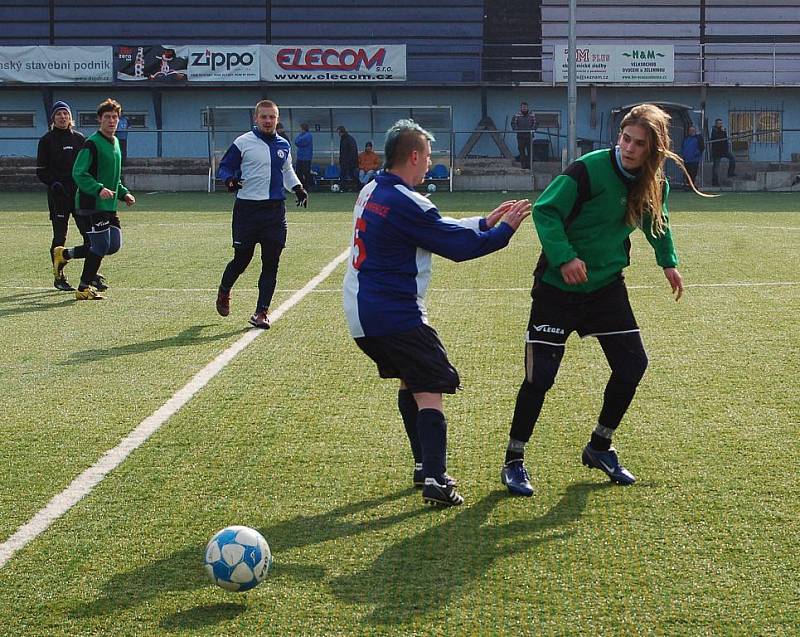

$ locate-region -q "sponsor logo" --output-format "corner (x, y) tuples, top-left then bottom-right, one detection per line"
(277, 150), (286, 159)
(276, 47), (386, 72)
(532, 324), (565, 335)
(190, 49), (255, 72)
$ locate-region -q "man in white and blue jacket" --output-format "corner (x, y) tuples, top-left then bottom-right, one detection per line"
(343, 119), (531, 507)
(216, 100), (308, 329)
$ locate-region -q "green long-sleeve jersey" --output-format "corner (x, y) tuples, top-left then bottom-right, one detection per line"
(72, 130), (129, 212)
(532, 147), (678, 293)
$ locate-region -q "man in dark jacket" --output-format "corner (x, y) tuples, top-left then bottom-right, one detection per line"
(337, 125), (359, 192)
(36, 101), (88, 290)
(680, 126), (705, 188)
(511, 102), (537, 169)
(709, 118), (736, 186)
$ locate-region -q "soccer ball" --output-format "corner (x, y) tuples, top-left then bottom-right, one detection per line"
(204, 525), (272, 592)
(426, 183), (437, 193)
(331, 183), (340, 193)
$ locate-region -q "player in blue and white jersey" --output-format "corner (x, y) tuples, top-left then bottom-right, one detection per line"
(215, 100), (309, 329)
(342, 119), (531, 507)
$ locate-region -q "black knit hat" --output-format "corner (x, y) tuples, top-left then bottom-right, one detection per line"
(50, 101), (72, 120)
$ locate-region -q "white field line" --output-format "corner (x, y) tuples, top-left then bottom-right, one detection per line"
(1, 280), (798, 294)
(0, 248), (351, 570)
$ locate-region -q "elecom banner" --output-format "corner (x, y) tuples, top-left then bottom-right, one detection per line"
(0, 46), (112, 83)
(261, 45), (406, 82)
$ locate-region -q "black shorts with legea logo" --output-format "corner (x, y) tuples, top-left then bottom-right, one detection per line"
(232, 198), (287, 248)
(355, 324), (461, 394)
(525, 278), (639, 346)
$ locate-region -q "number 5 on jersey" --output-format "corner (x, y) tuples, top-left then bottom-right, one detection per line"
(352, 216), (367, 269)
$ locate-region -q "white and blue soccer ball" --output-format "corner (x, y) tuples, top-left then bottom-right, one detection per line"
(204, 525), (271, 592)
(426, 183), (437, 193)
(330, 183), (341, 193)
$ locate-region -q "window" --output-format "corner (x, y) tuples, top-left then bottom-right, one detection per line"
(535, 112), (560, 129)
(730, 110), (780, 145)
(79, 112), (147, 127)
(0, 112), (35, 128)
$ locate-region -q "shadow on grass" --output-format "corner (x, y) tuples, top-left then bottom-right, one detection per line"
(71, 490), (420, 628)
(0, 289), (74, 317)
(331, 481), (610, 627)
(61, 324), (248, 365)
(160, 602), (247, 630)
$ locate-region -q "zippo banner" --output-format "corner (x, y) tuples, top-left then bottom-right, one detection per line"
(116, 45), (259, 82)
(261, 44), (406, 82)
(0, 46), (113, 83)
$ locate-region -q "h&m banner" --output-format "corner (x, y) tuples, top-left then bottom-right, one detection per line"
(261, 44), (406, 82)
(555, 44), (674, 83)
(0, 46), (112, 83)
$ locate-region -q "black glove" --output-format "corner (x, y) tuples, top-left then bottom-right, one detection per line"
(225, 177), (243, 192)
(293, 185), (309, 208)
(50, 181), (66, 195)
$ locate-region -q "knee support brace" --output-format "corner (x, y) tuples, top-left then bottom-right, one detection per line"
(524, 342), (564, 393)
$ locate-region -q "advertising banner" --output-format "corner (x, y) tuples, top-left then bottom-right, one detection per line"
(555, 44), (674, 83)
(115, 45), (188, 82)
(0, 46), (112, 83)
(183, 45), (260, 82)
(261, 44), (406, 82)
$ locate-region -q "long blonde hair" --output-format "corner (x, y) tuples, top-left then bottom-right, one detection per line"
(620, 103), (713, 237)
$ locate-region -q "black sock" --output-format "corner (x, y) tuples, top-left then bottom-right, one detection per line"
(397, 389), (422, 463)
(590, 430), (612, 451)
(80, 251), (103, 288)
(417, 408), (447, 482)
(505, 438), (526, 464)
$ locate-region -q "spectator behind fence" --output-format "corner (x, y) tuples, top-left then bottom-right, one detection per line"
(337, 125), (359, 192)
(294, 122), (314, 191)
(511, 101), (537, 169)
(709, 118), (736, 186)
(358, 141), (381, 184)
(116, 112), (129, 166)
(680, 126), (704, 188)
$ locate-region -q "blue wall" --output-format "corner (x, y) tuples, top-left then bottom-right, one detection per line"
(3, 85), (799, 162)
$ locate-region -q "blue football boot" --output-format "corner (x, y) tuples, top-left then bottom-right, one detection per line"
(501, 461), (534, 496)
(581, 445), (636, 485)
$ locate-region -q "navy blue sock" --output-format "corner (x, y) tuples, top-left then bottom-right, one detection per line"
(397, 389), (422, 463)
(417, 408), (447, 482)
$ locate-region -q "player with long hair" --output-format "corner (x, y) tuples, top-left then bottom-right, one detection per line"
(500, 103), (712, 496)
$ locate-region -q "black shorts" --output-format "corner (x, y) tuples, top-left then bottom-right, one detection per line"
(526, 278), (639, 346)
(355, 324), (461, 394)
(77, 209), (121, 232)
(232, 198), (287, 249)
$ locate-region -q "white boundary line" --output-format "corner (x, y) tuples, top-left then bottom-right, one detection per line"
(0, 248), (351, 569)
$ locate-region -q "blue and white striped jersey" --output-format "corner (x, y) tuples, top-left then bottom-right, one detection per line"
(342, 171), (515, 338)
(217, 126), (300, 201)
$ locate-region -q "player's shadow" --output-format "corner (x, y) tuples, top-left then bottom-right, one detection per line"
(61, 324), (247, 365)
(331, 481), (608, 627)
(0, 289), (74, 317)
(71, 489), (420, 626)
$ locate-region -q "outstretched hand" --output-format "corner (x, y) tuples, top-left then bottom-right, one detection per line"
(664, 267), (683, 301)
(486, 200), (518, 228)
(498, 199), (532, 231)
